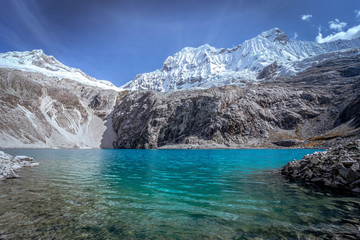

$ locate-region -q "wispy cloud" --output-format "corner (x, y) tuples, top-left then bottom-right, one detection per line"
(301, 14), (312, 21)
(6, 0), (64, 52)
(293, 32), (298, 40)
(328, 19), (347, 31)
(355, 9), (360, 19)
(316, 24), (360, 43)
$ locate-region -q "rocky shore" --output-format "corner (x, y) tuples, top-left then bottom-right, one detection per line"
(281, 140), (360, 194)
(0, 151), (39, 180)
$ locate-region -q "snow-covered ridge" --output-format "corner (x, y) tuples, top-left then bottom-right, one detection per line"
(122, 28), (360, 92)
(0, 49), (121, 91)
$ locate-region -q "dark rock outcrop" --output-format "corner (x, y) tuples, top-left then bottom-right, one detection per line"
(257, 61), (278, 79)
(111, 83), (358, 149)
(340, 67), (360, 77)
(112, 55), (360, 149)
(281, 141), (360, 194)
(335, 95), (360, 128)
(272, 140), (303, 147)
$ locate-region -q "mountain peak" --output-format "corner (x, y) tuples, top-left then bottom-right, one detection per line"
(0, 49), (121, 91)
(180, 43), (216, 53)
(123, 27), (360, 92)
(259, 28), (288, 44)
(29, 49), (45, 55)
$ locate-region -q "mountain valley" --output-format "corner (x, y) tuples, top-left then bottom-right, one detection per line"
(0, 29), (359, 149)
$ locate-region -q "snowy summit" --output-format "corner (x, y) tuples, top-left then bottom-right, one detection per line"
(122, 28), (360, 92)
(0, 50), (121, 91)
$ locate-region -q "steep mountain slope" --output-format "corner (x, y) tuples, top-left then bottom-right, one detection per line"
(122, 28), (360, 92)
(113, 55), (360, 149)
(0, 50), (121, 148)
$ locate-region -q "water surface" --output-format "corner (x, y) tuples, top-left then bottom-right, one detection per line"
(0, 149), (359, 239)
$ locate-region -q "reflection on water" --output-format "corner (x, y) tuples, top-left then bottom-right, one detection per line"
(0, 149), (359, 239)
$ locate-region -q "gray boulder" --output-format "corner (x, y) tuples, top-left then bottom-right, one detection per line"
(281, 140), (360, 194)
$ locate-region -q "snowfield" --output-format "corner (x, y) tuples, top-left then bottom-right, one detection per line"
(122, 28), (360, 92)
(0, 49), (122, 91)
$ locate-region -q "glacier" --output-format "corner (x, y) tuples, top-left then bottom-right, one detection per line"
(122, 28), (360, 92)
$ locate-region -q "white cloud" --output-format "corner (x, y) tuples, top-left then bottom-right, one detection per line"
(293, 32), (298, 40)
(329, 19), (347, 31)
(316, 24), (360, 43)
(301, 14), (312, 21)
(355, 9), (360, 18)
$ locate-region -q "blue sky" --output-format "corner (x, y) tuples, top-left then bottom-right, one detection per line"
(0, 0), (359, 86)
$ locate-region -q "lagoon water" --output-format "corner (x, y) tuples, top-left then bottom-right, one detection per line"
(0, 149), (359, 239)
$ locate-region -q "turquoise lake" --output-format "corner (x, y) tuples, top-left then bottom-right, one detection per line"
(1, 149), (359, 239)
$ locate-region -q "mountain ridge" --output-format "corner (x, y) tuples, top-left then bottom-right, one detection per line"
(122, 28), (360, 92)
(0, 28), (359, 149)
(0, 49), (122, 91)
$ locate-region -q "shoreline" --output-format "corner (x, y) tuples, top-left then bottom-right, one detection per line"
(281, 140), (360, 195)
(0, 145), (326, 150)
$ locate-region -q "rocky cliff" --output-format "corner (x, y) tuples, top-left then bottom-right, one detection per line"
(0, 50), (120, 148)
(112, 55), (360, 149)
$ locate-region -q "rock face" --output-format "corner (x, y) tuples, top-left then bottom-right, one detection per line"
(281, 141), (360, 194)
(256, 61), (278, 80)
(0, 151), (39, 180)
(112, 85), (321, 148)
(0, 50), (121, 148)
(122, 28), (360, 92)
(335, 94), (360, 129)
(112, 55), (360, 149)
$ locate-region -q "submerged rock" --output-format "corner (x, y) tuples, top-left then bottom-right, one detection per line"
(0, 151), (39, 180)
(281, 140), (360, 194)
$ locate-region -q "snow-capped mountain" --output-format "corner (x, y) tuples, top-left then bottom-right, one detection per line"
(122, 28), (360, 92)
(0, 49), (121, 91)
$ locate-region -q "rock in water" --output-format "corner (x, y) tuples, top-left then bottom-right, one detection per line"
(0, 151), (39, 180)
(281, 140), (360, 194)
